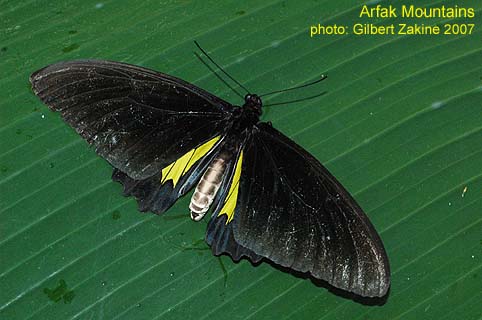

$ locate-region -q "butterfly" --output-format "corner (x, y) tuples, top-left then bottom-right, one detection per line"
(29, 44), (390, 298)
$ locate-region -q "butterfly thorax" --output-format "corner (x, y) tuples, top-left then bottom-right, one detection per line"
(230, 94), (263, 132)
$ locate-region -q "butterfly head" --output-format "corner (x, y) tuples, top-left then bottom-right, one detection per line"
(244, 94), (262, 116)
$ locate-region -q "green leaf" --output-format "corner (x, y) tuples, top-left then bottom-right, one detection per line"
(1, 0), (480, 319)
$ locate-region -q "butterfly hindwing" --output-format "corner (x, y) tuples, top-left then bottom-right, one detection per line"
(112, 135), (224, 214)
(30, 60), (234, 181)
(206, 140), (262, 263)
(206, 123), (390, 297)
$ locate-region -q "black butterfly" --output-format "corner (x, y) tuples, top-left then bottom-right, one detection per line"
(29, 47), (390, 298)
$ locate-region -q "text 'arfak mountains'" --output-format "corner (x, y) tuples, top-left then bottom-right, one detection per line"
(360, 5), (475, 19)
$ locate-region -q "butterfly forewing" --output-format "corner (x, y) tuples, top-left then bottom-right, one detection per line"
(30, 60), (234, 181)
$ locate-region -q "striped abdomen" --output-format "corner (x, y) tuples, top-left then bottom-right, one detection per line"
(189, 154), (229, 221)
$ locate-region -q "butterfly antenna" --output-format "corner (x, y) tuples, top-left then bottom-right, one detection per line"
(259, 75), (327, 97)
(263, 91), (327, 107)
(194, 40), (251, 94)
(194, 52), (244, 99)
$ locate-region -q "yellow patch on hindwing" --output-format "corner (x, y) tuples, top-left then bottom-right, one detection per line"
(218, 151), (243, 224)
(161, 136), (220, 188)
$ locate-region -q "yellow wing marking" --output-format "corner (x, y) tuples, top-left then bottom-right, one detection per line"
(218, 151), (243, 224)
(161, 136), (220, 188)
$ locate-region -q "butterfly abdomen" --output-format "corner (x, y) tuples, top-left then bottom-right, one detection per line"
(190, 154), (228, 221)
